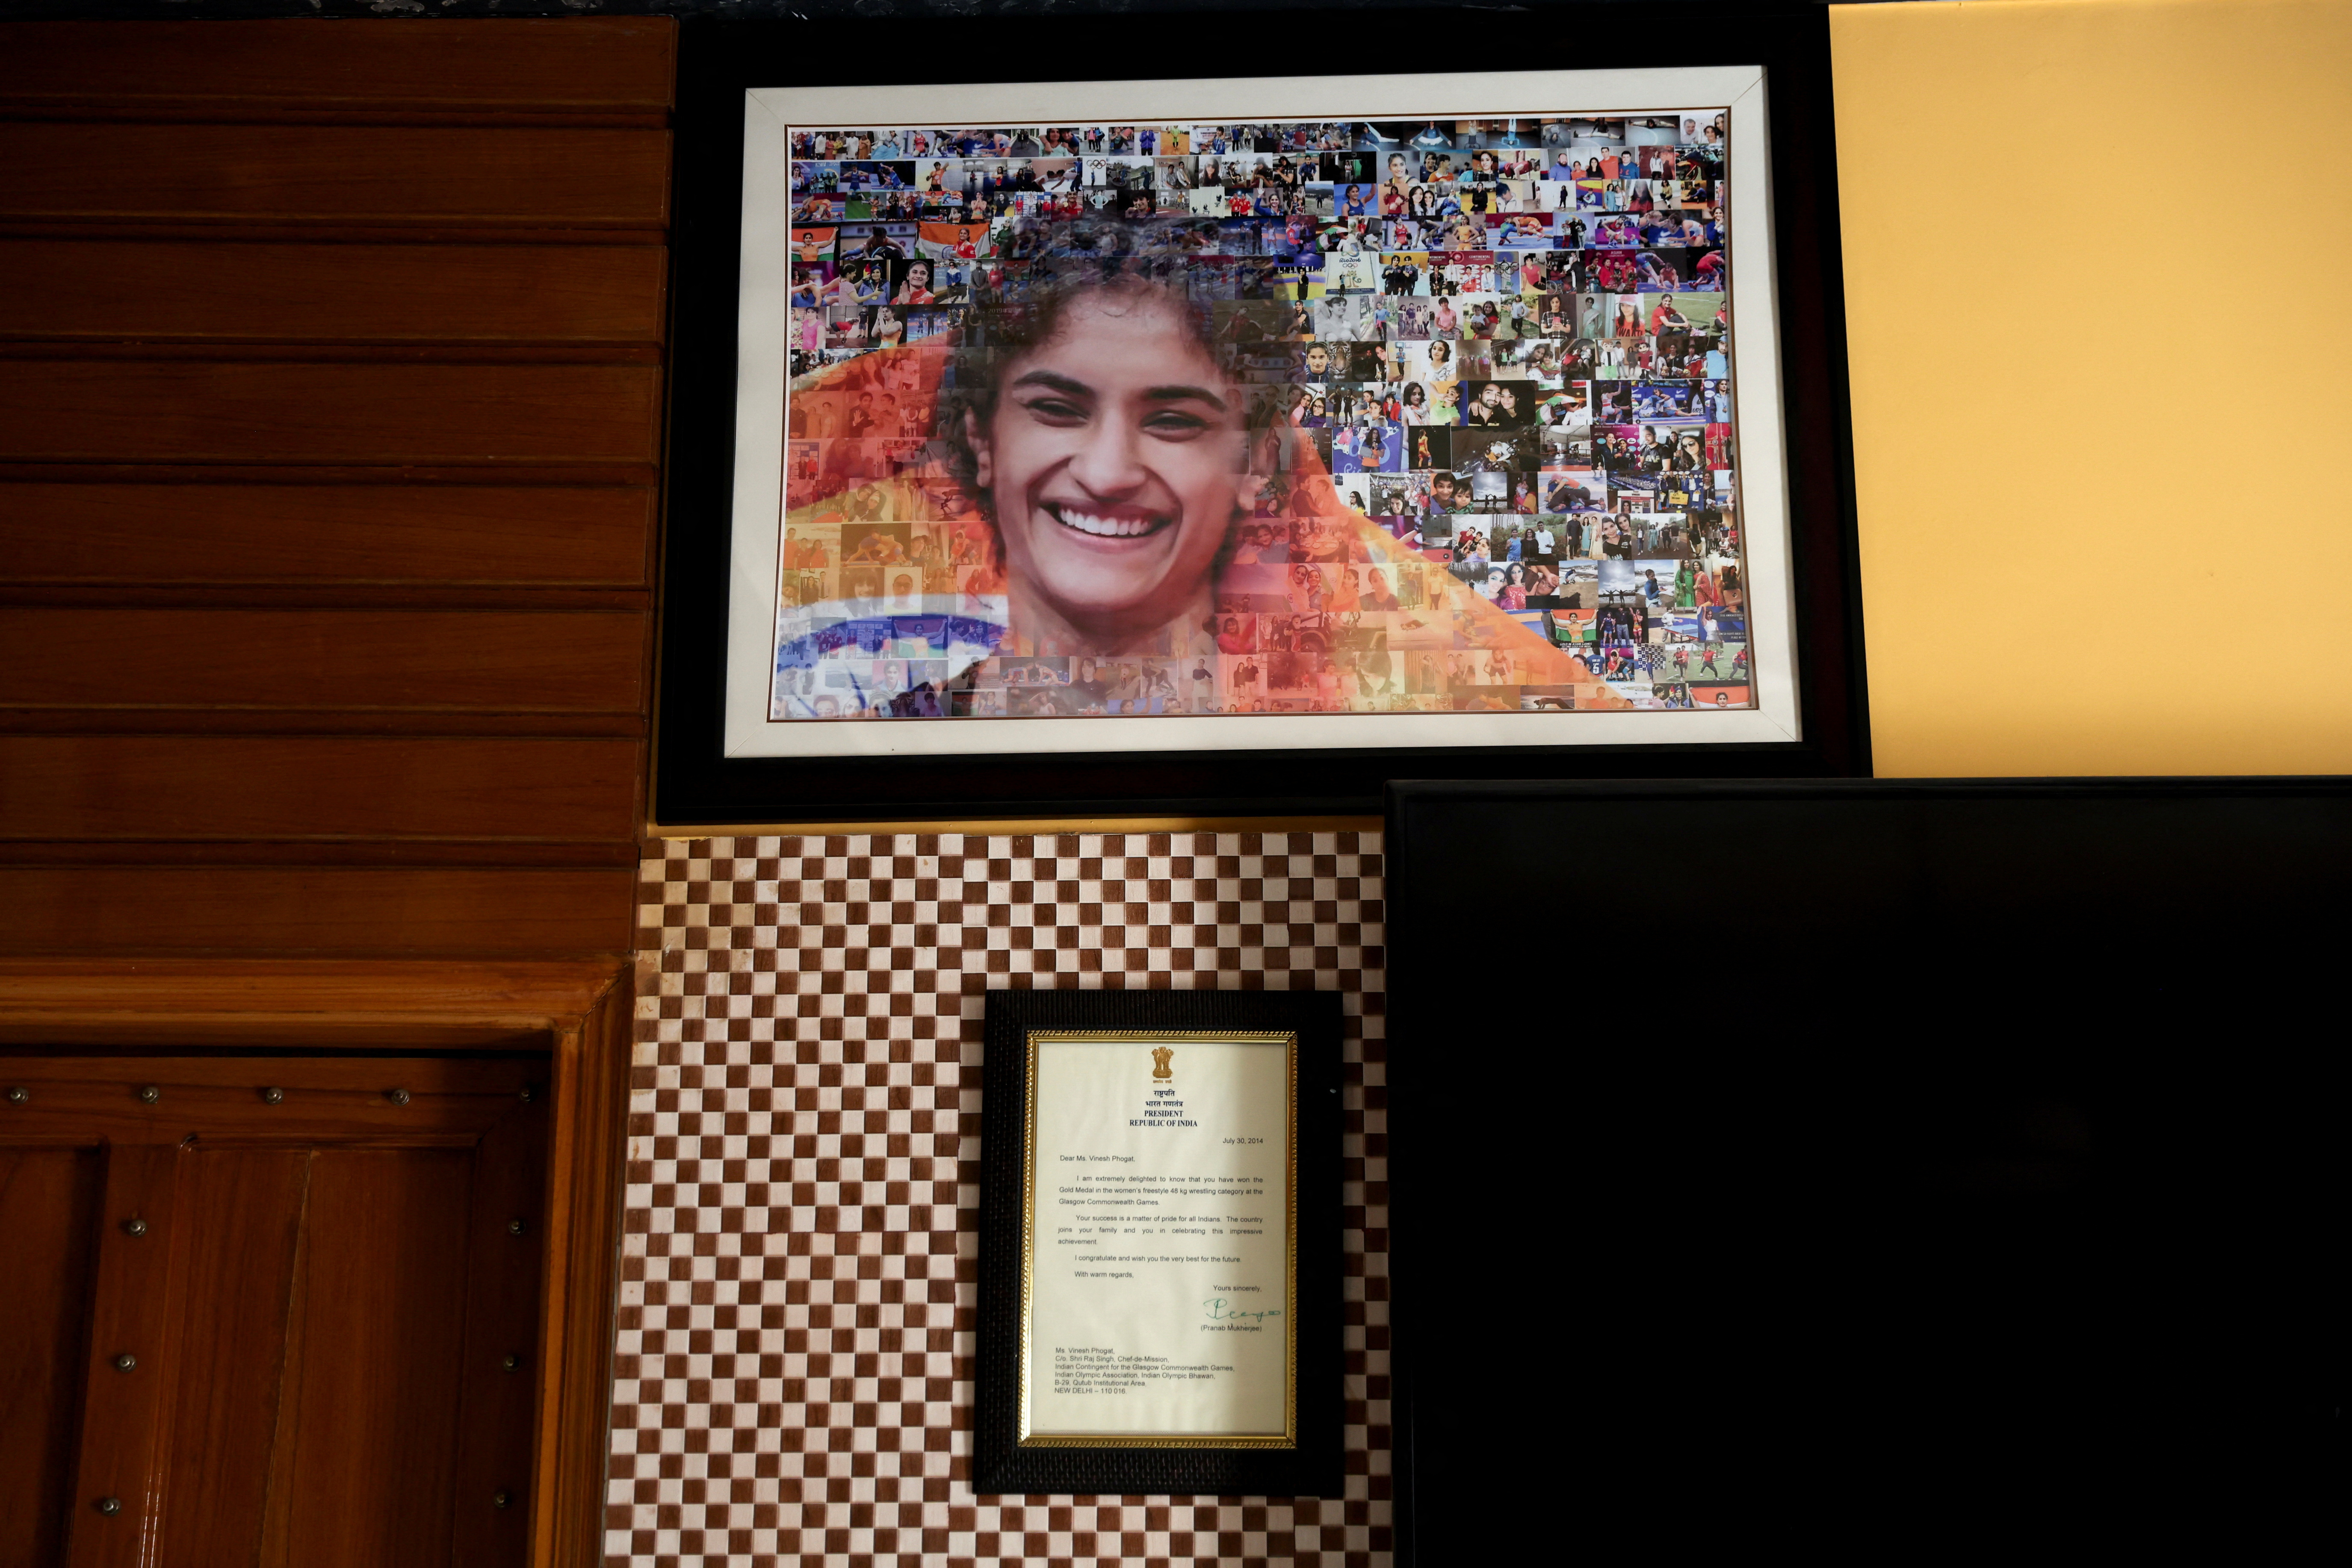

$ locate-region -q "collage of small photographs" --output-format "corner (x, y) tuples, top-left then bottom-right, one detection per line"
(778, 112), (1752, 720)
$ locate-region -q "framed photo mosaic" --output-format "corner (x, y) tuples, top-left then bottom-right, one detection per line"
(657, 6), (1863, 823)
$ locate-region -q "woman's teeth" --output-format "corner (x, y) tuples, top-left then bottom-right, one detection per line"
(1050, 505), (1167, 539)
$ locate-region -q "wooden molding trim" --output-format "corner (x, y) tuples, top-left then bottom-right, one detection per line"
(535, 984), (632, 1568)
(0, 956), (624, 1044)
(646, 815), (1384, 840)
(0, 955), (634, 1568)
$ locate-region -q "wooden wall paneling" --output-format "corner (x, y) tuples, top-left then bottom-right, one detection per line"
(0, 867), (639, 960)
(0, 12), (669, 965)
(0, 608), (647, 716)
(0, 736), (642, 842)
(62, 1142), (183, 1568)
(0, 242), (668, 347)
(0, 363), (662, 466)
(3, 13), (670, 1557)
(0, 484), (656, 588)
(0, 125), (672, 230)
(0, 20), (677, 120)
(0, 1142), (104, 1568)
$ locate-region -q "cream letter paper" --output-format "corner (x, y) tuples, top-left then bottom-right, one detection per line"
(1023, 1035), (1294, 1442)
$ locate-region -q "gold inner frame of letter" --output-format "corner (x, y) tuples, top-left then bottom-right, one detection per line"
(1017, 1028), (1300, 1450)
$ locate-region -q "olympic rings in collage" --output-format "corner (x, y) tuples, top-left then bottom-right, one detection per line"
(781, 112), (1751, 719)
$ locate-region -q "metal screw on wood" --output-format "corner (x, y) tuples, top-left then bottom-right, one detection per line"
(501, 1352), (523, 1373)
(491, 1489), (512, 1510)
(507, 1218), (529, 1236)
(260, 1087), (285, 1105)
(387, 1087), (411, 1107)
(122, 1218), (148, 1238)
(519, 1085), (537, 1104)
(136, 1085), (160, 1104)
(4, 1087), (25, 1105)
(112, 1353), (137, 1373)
(96, 1497), (122, 1517)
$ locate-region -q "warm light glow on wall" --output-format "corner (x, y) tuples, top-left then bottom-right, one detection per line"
(1833, 0), (2352, 775)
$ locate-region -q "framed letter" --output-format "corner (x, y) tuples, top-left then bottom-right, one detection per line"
(977, 987), (1342, 1496)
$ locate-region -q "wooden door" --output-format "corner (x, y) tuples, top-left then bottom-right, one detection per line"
(0, 1054), (548, 1568)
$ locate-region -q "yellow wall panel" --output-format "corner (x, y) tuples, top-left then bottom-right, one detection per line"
(1831, 0), (2352, 774)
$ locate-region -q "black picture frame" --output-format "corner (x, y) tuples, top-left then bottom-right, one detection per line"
(656, 5), (1868, 825)
(975, 986), (1344, 1497)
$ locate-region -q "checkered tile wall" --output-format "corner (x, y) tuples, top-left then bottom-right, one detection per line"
(612, 830), (1390, 1568)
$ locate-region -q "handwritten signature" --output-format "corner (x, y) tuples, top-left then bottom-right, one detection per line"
(1203, 1297), (1283, 1325)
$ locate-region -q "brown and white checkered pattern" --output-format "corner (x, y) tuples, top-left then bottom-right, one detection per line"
(609, 831), (1391, 1568)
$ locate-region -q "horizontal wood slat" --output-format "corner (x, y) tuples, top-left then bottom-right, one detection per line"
(0, 20), (676, 113)
(0, 363), (661, 465)
(0, 866), (637, 957)
(0, 484), (655, 586)
(0, 242), (667, 345)
(0, 736), (641, 841)
(0, 841), (641, 869)
(0, 125), (671, 228)
(0, 608), (646, 714)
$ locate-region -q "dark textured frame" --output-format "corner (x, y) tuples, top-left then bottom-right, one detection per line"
(653, 3), (1870, 824)
(976, 987), (1344, 1497)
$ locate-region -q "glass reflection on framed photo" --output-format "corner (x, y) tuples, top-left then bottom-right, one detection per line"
(659, 16), (1861, 819)
(975, 988), (1341, 1497)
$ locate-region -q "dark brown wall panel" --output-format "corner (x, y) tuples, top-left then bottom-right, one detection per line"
(0, 19), (676, 112)
(0, 242), (666, 345)
(0, 865), (638, 957)
(0, 609), (647, 714)
(0, 124), (671, 228)
(0, 484), (655, 587)
(0, 736), (640, 841)
(0, 363), (660, 465)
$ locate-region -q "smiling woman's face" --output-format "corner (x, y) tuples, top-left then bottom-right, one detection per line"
(969, 290), (1250, 648)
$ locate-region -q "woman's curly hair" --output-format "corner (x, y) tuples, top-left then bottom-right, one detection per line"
(932, 211), (1294, 521)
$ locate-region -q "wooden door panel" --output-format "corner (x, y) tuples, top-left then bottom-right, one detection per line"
(0, 362), (661, 465)
(9, 1056), (540, 1566)
(0, 1144), (102, 1568)
(0, 124), (671, 227)
(0, 242), (667, 345)
(64, 1144), (183, 1568)
(274, 1148), (476, 1568)
(154, 1150), (310, 1568)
